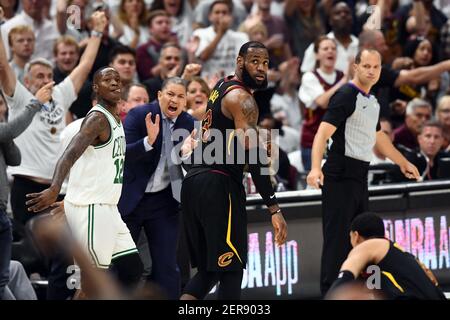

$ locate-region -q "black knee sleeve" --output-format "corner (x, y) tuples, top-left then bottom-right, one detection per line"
(183, 270), (220, 299)
(111, 253), (144, 291)
(217, 270), (243, 300)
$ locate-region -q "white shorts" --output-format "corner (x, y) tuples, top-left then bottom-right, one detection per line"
(64, 201), (138, 269)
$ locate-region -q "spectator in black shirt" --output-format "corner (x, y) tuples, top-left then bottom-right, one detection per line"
(393, 121), (449, 182)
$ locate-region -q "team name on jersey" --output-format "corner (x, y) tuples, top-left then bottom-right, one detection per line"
(112, 135), (125, 184)
(112, 135), (126, 159)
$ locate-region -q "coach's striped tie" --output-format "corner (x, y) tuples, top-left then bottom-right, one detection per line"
(163, 117), (183, 202)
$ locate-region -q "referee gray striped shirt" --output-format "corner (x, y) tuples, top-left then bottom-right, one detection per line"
(322, 82), (381, 162)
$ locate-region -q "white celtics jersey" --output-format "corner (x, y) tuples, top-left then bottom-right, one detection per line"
(65, 105), (125, 205)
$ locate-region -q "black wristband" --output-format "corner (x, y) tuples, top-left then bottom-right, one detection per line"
(327, 270), (355, 297)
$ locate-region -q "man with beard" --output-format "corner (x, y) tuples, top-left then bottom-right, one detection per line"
(301, 1), (359, 73)
(180, 41), (288, 300)
(26, 67), (143, 295)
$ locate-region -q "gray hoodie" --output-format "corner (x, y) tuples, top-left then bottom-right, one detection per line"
(0, 100), (42, 211)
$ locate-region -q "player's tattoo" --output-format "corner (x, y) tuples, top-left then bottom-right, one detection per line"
(241, 96), (259, 128)
(51, 111), (109, 189)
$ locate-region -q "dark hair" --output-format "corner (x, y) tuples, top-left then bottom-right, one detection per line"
(420, 120), (443, 134)
(313, 36), (335, 53)
(147, 9), (170, 26)
(354, 49), (381, 64)
(403, 37), (438, 66)
(118, 0), (147, 26)
(313, 36), (336, 69)
(238, 41), (267, 58)
(187, 76), (210, 96)
(161, 76), (187, 91)
(350, 212), (385, 239)
(108, 45), (136, 64)
(209, 0), (233, 14)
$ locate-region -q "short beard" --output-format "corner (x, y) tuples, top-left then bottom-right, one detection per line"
(242, 65), (268, 90)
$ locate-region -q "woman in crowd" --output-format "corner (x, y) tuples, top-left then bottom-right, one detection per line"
(116, 0), (149, 48)
(395, 37), (449, 107)
(298, 36), (347, 171)
(185, 76), (209, 120)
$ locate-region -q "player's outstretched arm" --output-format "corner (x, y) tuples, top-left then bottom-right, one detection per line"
(69, 11), (107, 94)
(26, 112), (109, 212)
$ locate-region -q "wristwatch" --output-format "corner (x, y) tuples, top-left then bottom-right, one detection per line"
(91, 30), (103, 38)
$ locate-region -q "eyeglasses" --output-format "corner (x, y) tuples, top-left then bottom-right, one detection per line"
(438, 109), (450, 114)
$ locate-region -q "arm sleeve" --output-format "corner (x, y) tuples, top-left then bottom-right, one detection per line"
(54, 77), (77, 111)
(0, 101), (41, 142)
(322, 87), (356, 128)
(4, 81), (34, 112)
(124, 108), (155, 162)
(298, 72), (324, 110)
(1, 141), (21, 166)
(143, 137), (154, 152)
(378, 66), (399, 87)
(193, 28), (208, 58)
(249, 164), (278, 207)
(300, 44), (316, 72)
(247, 144), (278, 208)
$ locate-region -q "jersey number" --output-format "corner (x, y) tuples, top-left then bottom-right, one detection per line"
(114, 158), (124, 184)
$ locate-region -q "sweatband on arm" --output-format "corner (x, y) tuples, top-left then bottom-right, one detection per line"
(247, 144), (278, 208)
(327, 270), (356, 295)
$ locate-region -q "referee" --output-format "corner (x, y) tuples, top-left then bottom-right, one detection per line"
(306, 49), (420, 296)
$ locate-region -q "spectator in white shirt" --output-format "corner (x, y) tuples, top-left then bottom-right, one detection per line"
(115, 0), (150, 48)
(7, 25), (35, 84)
(301, 2), (359, 73)
(1, 0), (60, 61)
(0, 11), (108, 227)
(191, 0), (249, 79)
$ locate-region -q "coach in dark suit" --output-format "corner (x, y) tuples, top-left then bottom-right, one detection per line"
(119, 77), (195, 299)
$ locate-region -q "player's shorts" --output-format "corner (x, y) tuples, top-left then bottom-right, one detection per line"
(64, 200), (138, 269)
(181, 170), (247, 272)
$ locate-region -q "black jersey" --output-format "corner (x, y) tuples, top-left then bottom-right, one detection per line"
(377, 241), (446, 300)
(185, 76), (252, 185)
